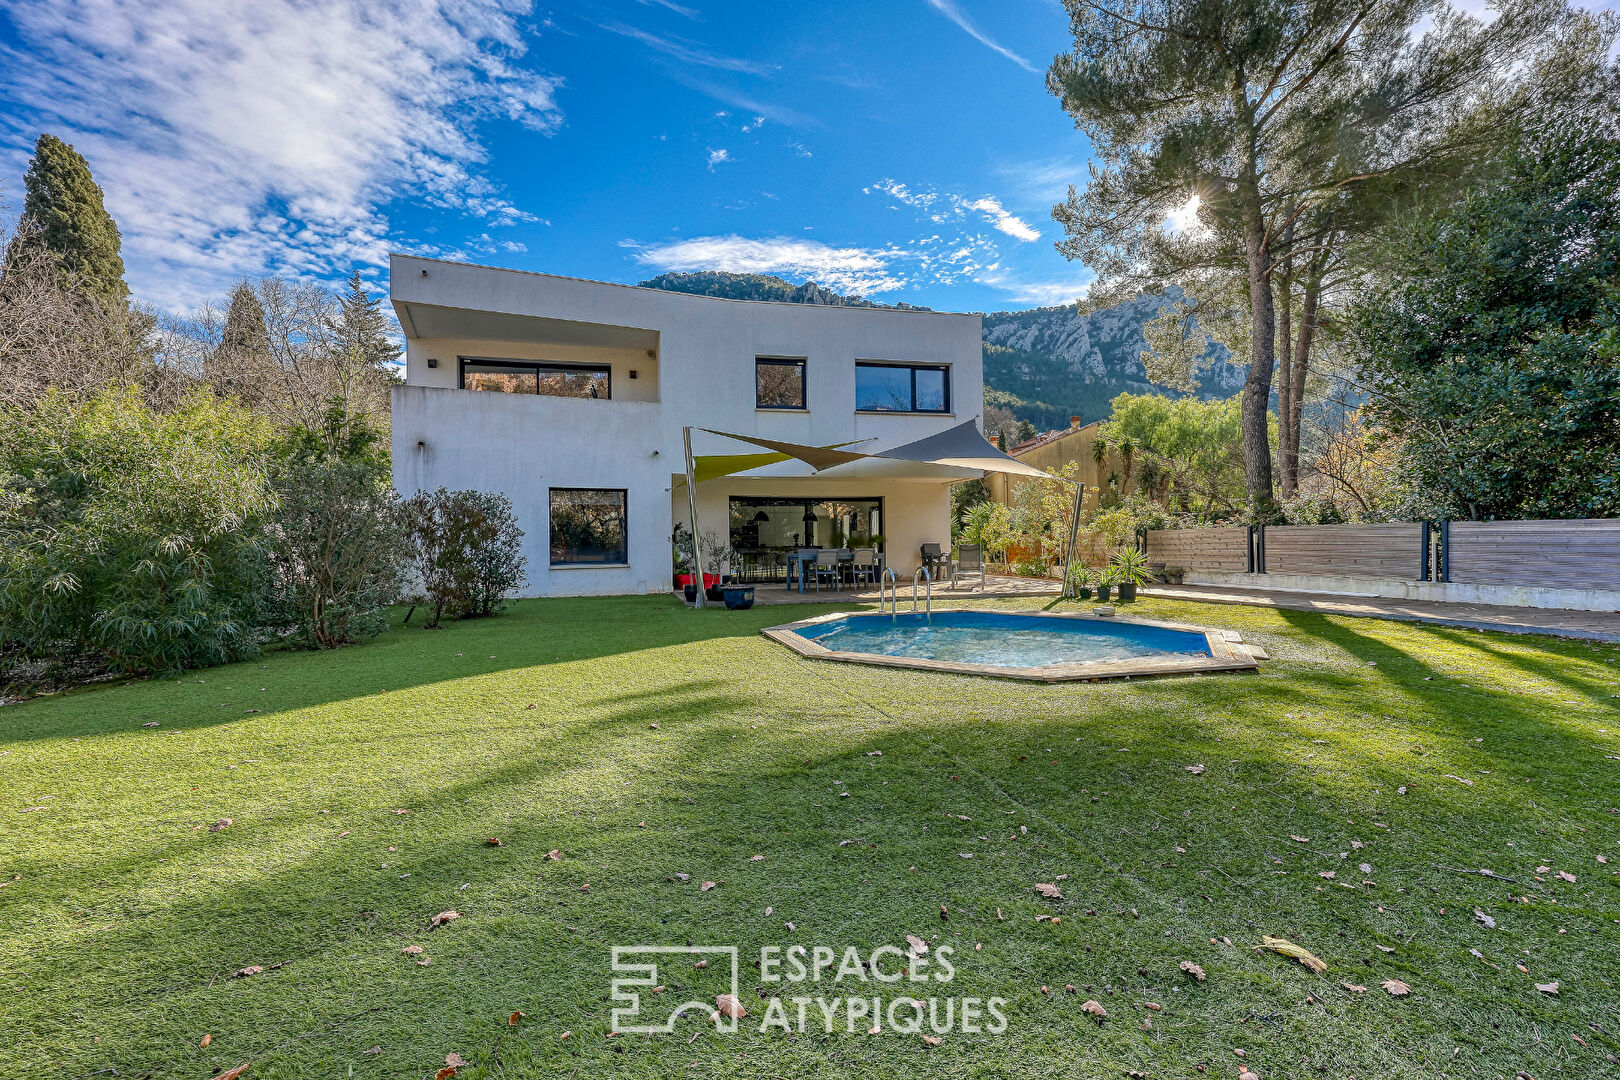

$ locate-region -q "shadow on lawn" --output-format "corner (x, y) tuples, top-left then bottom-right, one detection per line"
(0, 595), (851, 744)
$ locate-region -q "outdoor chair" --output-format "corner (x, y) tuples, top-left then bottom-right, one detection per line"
(813, 549), (842, 592)
(951, 544), (986, 591)
(850, 547), (879, 587)
(794, 547), (818, 590)
(920, 543), (949, 580)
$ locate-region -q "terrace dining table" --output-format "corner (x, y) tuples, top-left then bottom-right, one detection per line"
(783, 549), (884, 593)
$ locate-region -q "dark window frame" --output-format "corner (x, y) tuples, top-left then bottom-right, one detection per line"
(459, 356), (613, 400)
(727, 495), (885, 552)
(548, 487), (630, 567)
(755, 356), (808, 410)
(854, 361), (951, 414)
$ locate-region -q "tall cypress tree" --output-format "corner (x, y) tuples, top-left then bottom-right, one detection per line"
(220, 281), (269, 356)
(332, 270), (398, 372)
(6, 134), (129, 304)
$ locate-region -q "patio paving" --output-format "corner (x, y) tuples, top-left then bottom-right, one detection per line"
(716, 573), (1062, 606)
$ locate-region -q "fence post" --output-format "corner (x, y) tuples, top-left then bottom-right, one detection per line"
(1245, 526), (1255, 573)
(1420, 521), (1431, 582)
(1438, 520), (1450, 583)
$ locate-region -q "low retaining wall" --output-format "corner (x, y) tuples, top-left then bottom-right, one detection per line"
(1188, 570), (1620, 613)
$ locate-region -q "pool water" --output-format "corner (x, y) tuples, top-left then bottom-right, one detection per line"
(792, 611), (1212, 669)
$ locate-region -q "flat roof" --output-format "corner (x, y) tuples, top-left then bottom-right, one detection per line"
(388, 253), (982, 319)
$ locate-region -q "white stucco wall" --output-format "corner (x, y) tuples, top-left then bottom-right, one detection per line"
(389, 255), (984, 597)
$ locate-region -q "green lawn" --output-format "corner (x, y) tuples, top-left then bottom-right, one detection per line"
(3, 595), (1618, 1079)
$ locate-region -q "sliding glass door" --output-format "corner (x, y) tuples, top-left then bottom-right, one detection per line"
(728, 496), (883, 551)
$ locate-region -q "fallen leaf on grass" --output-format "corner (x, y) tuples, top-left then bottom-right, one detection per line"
(749, 855), (765, 862)
(1556, 871), (1576, 883)
(715, 994), (746, 1020)
(546, 849), (561, 861)
(1179, 961), (1206, 983)
(1376, 945), (1396, 953)
(866, 750), (883, 757)
(509, 1011), (524, 1026)
(217, 1064), (250, 1080)
(1474, 909), (1497, 929)
(435, 1069), (456, 1080)
(365, 1046), (382, 1054)
(1258, 936), (1327, 973)
(485, 838), (502, 847)
(1341, 982), (1367, 993)
(232, 966), (263, 978)
(1239, 1071), (1259, 1080)
(1080, 1000), (1107, 1020)
(701, 881), (716, 892)
(1534, 981), (1559, 995)
(1442, 774), (1473, 786)
(906, 934), (928, 955)
(200, 1034), (212, 1047)
(1185, 765), (1205, 774)
(428, 911), (460, 930)
(922, 1035), (941, 1046)
(1381, 979), (1411, 996)
(445, 1053), (468, 1068)
(1290, 835), (1310, 843)
(1034, 883), (1064, 900)
(403, 945), (424, 955)
(211, 819), (234, 831)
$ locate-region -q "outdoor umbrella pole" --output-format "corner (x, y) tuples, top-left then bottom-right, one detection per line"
(683, 426), (705, 608)
(1061, 482), (1085, 599)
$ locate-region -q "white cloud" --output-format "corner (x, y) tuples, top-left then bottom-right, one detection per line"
(707, 148), (732, 169)
(0, 0), (560, 309)
(967, 196), (1040, 241)
(636, 0), (702, 18)
(870, 179), (1039, 241)
(599, 22), (773, 75)
(924, 0), (1038, 73)
(626, 235), (906, 294)
(741, 115), (767, 133)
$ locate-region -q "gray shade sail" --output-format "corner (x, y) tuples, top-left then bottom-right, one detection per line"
(699, 420), (1070, 483)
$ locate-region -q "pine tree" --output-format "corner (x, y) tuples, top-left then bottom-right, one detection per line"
(221, 281), (270, 356)
(208, 280), (273, 405)
(6, 134), (129, 304)
(332, 270), (398, 373)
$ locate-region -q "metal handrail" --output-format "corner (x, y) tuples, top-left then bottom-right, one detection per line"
(880, 567), (899, 618)
(911, 566), (932, 616)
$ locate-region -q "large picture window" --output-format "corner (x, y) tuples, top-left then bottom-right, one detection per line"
(756, 357), (806, 409)
(462, 357), (611, 399)
(549, 488), (628, 565)
(855, 362), (949, 413)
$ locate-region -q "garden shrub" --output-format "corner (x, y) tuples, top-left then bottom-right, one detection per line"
(262, 407), (408, 649)
(0, 386), (274, 680)
(401, 488), (527, 627)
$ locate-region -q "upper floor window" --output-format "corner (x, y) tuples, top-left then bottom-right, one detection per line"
(461, 357), (611, 399)
(756, 357), (806, 410)
(855, 362), (950, 413)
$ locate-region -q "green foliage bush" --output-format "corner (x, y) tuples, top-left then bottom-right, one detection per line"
(1354, 131), (1620, 520)
(401, 488), (527, 628)
(263, 410), (406, 649)
(0, 387), (274, 679)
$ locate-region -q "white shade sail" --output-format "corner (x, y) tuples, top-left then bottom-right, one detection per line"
(699, 420), (1068, 483)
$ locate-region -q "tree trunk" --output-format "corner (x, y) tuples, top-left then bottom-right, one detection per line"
(1275, 214), (1296, 499)
(1241, 181), (1277, 514)
(1288, 266), (1321, 488)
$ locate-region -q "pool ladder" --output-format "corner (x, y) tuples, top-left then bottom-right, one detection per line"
(878, 566), (932, 619)
(879, 567), (899, 618)
(912, 566), (932, 618)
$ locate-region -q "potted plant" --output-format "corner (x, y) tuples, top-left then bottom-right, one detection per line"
(1065, 562), (1094, 601)
(722, 584), (755, 610)
(1109, 547), (1153, 602)
(1095, 564), (1115, 603)
(700, 531), (733, 601)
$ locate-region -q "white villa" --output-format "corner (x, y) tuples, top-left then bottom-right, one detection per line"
(388, 254), (990, 597)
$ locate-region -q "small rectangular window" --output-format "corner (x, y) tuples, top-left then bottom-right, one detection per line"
(756, 357), (806, 409)
(550, 488), (628, 566)
(855, 362), (950, 413)
(461, 358), (611, 399)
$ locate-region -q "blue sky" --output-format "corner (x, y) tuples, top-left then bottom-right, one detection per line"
(0, 0), (1098, 314)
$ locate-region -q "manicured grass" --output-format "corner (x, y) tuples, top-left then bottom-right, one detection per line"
(3, 594), (1618, 1079)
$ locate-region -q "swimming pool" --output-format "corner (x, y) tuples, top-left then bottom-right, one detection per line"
(763, 609), (1261, 681)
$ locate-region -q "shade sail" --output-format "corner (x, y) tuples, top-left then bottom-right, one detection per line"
(698, 420), (1071, 483)
(676, 438), (873, 487)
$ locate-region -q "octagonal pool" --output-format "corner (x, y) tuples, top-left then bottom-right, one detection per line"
(763, 609), (1260, 681)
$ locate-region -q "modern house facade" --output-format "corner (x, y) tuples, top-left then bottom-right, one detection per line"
(389, 255), (986, 597)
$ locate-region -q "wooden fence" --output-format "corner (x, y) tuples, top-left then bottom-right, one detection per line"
(1142, 518), (1618, 589)
(1264, 523), (1424, 579)
(1447, 519), (1620, 589)
(1144, 526), (1250, 572)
